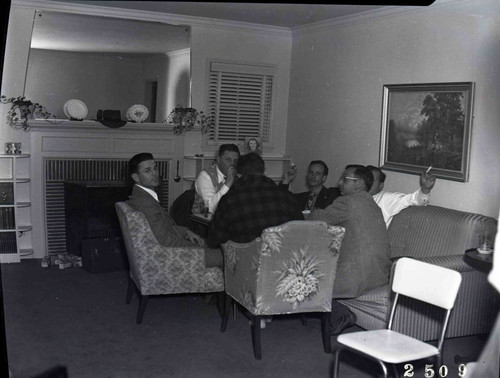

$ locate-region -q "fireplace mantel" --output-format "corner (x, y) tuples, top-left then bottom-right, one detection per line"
(27, 119), (178, 133)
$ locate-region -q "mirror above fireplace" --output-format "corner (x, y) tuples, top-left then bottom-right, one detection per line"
(24, 10), (191, 123)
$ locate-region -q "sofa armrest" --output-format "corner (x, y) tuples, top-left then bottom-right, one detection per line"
(415, 254), (476, 273)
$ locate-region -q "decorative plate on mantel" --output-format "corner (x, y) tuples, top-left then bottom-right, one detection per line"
(126, 104), (149, 123)
(64, 99), (88, 120)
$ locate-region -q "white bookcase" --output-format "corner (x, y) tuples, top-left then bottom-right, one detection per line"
(0, 154), (32, 263)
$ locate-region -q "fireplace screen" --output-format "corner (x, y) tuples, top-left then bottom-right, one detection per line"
(44, 159), (170, 255)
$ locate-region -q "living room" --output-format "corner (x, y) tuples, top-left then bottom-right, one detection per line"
(1, 0), (499, 376)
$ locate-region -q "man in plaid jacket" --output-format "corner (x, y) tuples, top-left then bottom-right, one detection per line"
(208, 153), (303, 247)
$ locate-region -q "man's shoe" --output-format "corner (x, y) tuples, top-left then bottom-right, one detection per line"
(330, 309), (357, 335)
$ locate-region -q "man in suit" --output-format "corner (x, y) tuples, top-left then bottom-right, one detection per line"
(126, 153), (222, 267)
(280, 160), (340, 211)
(311, 165), (391, 334)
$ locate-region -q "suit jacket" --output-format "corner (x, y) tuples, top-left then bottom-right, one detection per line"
(279, 183), (340, 210)
(294, 186), (341, 210)
(312, 191), (391, 298)
(126, 185), (193, 248)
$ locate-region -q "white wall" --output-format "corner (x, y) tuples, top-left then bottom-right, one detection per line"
(185, 24), (292, 156)
(286, 0), (500, 217)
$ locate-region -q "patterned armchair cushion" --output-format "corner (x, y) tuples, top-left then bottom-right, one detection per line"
(115, 202), (223, 296)
(222, 221), (345, 316)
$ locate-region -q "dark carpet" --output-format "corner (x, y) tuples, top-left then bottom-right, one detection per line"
(1, 260), (488, 378)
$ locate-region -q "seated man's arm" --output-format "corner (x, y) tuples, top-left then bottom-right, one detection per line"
(207, 200), (231, 248)
(133, 201), (194, 248)
(311, 196), (353, 225)
(195, 170), (229, 214)
(381, 189), (430, 219)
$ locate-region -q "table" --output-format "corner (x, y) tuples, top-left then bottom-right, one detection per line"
(189, 213), (212, 237)
(454, 248), (495, 365)
(464, 248), (493, 274)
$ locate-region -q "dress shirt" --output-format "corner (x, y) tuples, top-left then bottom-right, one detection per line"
(208, 174), (303, 247)
(194, 165), (229, 214)
(136, 184), (158, 202)
(373, 189), (430, 228)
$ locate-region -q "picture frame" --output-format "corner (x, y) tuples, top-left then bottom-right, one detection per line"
(244, 136), (262, 155)
(379, 82), (474, 182)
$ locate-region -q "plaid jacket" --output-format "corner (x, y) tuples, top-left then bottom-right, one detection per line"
(207, 174), (303, 247)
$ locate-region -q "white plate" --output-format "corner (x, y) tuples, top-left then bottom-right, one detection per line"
(64, 99), (88, 120)
(477, 247), (493, 255)
(126, 104), (149, 123)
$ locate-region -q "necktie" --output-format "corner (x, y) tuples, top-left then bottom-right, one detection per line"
(306, 192), (316, 210)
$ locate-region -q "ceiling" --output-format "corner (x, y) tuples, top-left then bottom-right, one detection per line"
(51, 1), (401, 28)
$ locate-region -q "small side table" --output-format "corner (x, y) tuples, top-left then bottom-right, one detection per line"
(463, 248), (493, 274)
(455, 248), (495, 365)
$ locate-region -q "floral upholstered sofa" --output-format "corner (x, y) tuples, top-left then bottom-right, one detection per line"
(339, 205), (498, 341)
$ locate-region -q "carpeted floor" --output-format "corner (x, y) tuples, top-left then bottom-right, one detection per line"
(1, 260), (489, 378)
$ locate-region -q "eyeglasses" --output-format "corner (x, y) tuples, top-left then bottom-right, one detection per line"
(341, 176), (358, 182)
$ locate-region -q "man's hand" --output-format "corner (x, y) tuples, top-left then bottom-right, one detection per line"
(185, 230), (205, 246)
(420, 171), (436, 194)
(225, 166), (237, 187)
(282, 164), (297, 185)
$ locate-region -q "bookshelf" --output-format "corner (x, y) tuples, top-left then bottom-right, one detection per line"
(0, 154), (32, 263)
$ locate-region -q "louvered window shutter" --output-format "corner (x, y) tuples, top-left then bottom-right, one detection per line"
(207, 61), (275, 144)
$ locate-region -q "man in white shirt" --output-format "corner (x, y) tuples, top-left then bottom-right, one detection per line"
(192, 144), (240, 215)
(367, 165), (436, 228)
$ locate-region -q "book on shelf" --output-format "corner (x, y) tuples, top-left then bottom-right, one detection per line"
(0, 232), (17, 254)
(0, 207), (15, 229)
(0, 183), (14, 205)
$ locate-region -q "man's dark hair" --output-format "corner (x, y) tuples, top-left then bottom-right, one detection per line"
(129, 153), (154, 175)
(366, 165), (386, 183)
(237, 153), (265, 176)
(218, 143), (240, 157)
(345, 164), (374, 191)
(309, 160), (329, 176)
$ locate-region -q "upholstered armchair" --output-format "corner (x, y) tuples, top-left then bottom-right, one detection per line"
(115, 202), (224, 324)
(220, 220), (345, 359)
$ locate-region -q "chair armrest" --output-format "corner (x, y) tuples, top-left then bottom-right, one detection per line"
(149, 244), (206, 271)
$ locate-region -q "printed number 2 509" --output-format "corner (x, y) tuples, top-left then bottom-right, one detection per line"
(403, 363), (467, 377)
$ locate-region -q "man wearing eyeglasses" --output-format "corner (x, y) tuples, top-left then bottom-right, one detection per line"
(311, 164), (391, 335)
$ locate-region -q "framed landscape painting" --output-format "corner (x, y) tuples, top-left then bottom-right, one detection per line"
(379, 82), (474, 182)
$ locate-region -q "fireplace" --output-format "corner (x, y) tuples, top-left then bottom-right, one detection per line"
(45, 159), (170, 256)
(29, 121), (184, 259)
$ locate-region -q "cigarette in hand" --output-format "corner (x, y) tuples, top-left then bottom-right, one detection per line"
(426, 166), (432, 173)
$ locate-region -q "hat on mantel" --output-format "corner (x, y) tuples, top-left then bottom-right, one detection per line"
(96, 109), (127, 128)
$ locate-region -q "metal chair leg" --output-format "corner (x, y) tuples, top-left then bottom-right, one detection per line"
(251, 315), (262, 360)
(331, 348), (341, 378)
(391, 363), (399, 378)
(136, 294), (149, 324)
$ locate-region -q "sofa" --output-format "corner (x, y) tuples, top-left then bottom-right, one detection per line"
(339, 205), (498, 341)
